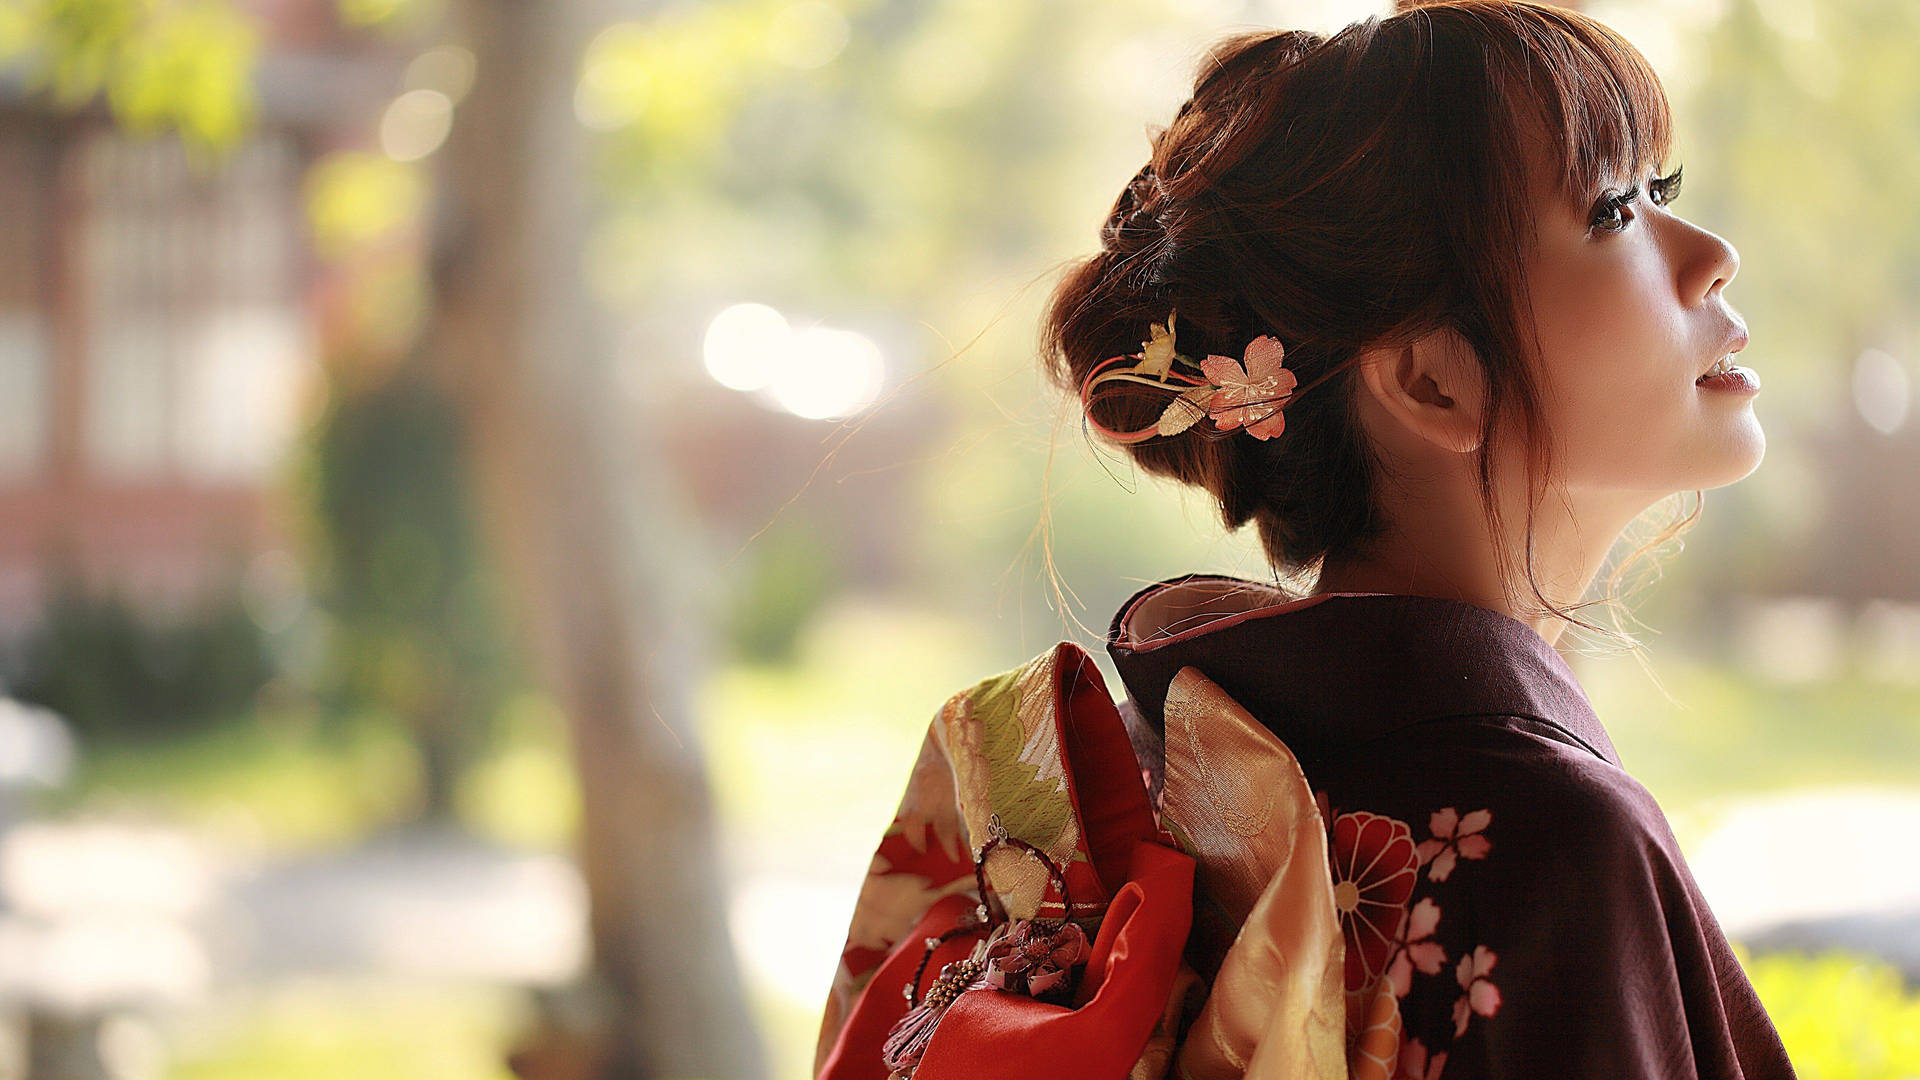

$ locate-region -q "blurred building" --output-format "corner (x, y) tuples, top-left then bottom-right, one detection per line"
(0, 0), (398, 640)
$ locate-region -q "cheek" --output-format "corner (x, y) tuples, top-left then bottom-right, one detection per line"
(1531, 283), (1694, 486)
(1550, 362), (1688, 481)
(1540, 352), (1634, 457)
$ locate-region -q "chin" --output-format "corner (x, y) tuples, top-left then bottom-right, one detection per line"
(1691, 424), (1768, 491)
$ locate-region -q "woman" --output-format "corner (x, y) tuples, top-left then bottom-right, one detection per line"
(818, 2), (1794, 1076)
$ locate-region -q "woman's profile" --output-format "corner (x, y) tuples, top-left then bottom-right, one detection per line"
(815, 2), (1794, 1077)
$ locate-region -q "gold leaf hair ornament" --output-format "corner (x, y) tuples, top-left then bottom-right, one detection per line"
(1078, 310), (1299, 444)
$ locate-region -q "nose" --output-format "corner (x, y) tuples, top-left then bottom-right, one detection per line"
(1692, 222), (1740, 303)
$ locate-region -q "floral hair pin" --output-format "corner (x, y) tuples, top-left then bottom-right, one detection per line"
(1078, 310), (1299, 444)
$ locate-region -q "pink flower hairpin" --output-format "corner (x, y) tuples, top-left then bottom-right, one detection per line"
(1196, 333), (1296, 439)
(1079, 310), (1299, 443)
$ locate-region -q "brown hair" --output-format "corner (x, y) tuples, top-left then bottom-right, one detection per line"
(1040, 0), (1698, 650)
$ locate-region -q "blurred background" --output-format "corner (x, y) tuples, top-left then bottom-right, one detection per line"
(0, 0), (1915, 1076)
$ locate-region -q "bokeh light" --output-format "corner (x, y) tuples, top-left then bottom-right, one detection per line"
(769, 325), (886, 420)
(702, 302), (791, 392)
(380, 89), (455, 161)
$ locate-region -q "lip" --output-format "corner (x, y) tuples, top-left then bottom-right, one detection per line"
(1697, 325), (1751, 379)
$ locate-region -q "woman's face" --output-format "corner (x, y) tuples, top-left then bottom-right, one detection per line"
(1519, 116), (1761, 503)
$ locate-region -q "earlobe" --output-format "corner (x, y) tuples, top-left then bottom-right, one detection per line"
(1355, 329), (1485, 456)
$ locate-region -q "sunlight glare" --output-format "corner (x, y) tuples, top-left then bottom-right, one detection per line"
(703, 303), (791, 392)
(770, 325), (885, 420)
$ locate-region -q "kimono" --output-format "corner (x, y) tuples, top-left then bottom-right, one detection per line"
(815, 571), (1798, 1080)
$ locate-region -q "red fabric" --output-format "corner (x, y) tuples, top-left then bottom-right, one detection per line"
(818, 643), (1187, 1080)
(1054, 648), (1161, 899)
(816, 893), (988, 1080)
(912, 839), (1196, 1080)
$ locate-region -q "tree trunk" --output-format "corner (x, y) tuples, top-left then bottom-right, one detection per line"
(425, 1), (764, 1076)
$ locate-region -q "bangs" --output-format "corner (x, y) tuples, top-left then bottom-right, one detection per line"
(1518, 6), (1674, 202)
(1423, 1), (1676, 207)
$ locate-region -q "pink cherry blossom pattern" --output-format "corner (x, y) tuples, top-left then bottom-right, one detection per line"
(1384, 896), (1448, 998)
(1452, 945), (1503, 1037)
(1415, 806), (1493, 882)
(1199, 334), (1297, 440)
(1395, 1036), (1447, 1080)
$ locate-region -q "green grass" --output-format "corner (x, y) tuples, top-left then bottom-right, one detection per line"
(41, 707), (423, 851)
(454, 692), (580, 850)
(38, 690), (583, 854)
(1580, 649), (1920, 841)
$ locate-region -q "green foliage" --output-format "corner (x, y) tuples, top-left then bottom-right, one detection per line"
(303, 152), (430, 261)
(587, 0), (1123, 306)
(0, 0), (257, 153)
(335, 0), (444, 32)
(300, 150), (434, 357)
(296, 362), (522, 814)
(1738, 946), (1920, 1076)
(7, 570), (276, 740)
(721, 514), (841, 663)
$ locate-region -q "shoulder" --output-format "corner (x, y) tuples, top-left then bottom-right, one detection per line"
(1312, 718), (1707, 1070)
(1314, 714), (1681, 901)
(1331, 713), (1663, 827)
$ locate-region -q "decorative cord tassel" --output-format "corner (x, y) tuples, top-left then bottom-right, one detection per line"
(880, 814), (1090, 1079)
(881, 951), (989, 1078)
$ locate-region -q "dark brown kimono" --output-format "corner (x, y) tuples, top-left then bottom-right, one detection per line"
(1106, 573), (1798, 1080)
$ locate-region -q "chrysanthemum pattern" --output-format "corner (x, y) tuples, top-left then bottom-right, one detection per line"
(1315, 789), (1505, 1061)
(1327, 809), (1420, 993)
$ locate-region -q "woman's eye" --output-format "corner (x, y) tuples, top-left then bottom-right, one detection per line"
(1592, 167), (1682, 234)
(1592, 190), (1636, 233)
(1649, 165), (1683, 206)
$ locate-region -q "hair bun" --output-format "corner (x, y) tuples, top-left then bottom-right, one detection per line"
(1102, 161), (1169, 253)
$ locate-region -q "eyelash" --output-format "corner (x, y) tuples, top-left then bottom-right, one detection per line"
(1591, 165), (1684, 233)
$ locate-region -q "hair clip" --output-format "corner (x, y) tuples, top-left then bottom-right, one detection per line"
(1079, 310), (1298, 443)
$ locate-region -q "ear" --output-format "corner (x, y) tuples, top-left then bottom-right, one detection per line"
(1353, 325), (1486, 455)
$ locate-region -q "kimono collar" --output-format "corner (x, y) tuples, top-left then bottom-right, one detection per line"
(1104, 572), (1621, 769)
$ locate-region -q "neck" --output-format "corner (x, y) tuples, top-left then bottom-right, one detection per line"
(1311, 480), (1662, 649)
